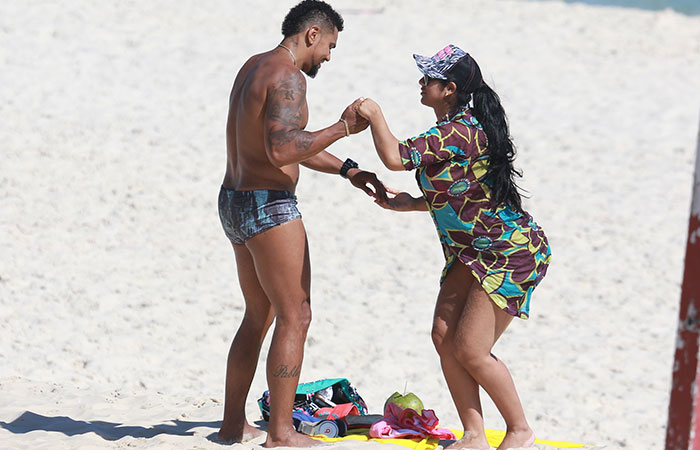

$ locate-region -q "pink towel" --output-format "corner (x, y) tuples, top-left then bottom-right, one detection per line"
(369, 403), (456, 440)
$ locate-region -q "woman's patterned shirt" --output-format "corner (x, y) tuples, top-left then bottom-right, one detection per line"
(398, 108), (551, 318)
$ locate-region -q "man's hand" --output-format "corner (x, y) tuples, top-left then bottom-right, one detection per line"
(340, 98), (370, 134)
(347, 169), (388, 202)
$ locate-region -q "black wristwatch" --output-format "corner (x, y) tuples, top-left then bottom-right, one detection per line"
(339, 158), (359, 178)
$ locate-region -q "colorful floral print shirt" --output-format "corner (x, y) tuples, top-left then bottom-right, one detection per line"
(398, 108), (551, 318)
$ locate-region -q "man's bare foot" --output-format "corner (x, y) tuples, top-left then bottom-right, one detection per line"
(265, 429), (323, 448)
(497, 428), (535, 449)
(217, 422), (266, 443)
(446, 429), (490, 450)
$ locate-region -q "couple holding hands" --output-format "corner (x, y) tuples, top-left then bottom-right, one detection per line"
(216, 1), (551, 449)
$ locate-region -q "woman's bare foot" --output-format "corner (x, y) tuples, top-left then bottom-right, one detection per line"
(497, 428), (535, 449)
(217, 422), (266, 443)
(265, 429), (323, 448)
(446, 429), (490, 450)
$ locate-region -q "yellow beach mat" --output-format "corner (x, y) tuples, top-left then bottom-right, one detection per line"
(313, 428), (586, 449)
(464, 429), (586, 448)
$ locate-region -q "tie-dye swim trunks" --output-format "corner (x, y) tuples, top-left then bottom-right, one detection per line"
(218, 186), (302, 245)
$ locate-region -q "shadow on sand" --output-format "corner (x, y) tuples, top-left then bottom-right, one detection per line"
(0, 411), (221, 441)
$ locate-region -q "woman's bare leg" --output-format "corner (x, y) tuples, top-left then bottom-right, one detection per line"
(454, 272), (534, 449)
(432, 263), (489, 450)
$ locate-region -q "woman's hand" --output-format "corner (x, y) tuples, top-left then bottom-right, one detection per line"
(353, 98), (404, 171)
(374, 187), (426, 211)
(355, 98), (381, 121)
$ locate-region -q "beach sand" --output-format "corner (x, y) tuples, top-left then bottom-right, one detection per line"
(2, 0), (700, 449)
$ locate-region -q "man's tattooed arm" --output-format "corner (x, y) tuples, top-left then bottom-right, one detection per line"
(264, 69), (347, 167)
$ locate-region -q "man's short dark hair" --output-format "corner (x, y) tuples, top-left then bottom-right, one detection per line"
(281, 0), (344, 37)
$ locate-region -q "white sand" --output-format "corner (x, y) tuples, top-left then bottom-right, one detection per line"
(2, 0), (700, 449)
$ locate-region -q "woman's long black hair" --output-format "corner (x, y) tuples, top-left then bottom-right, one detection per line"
(444, 56), (523, 212)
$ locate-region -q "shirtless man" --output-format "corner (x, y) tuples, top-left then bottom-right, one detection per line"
(216, 1), (386, 447)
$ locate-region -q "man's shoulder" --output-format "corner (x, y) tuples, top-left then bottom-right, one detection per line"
(265, 64), (306, 91)
(245, 51), (305, 85)
(238, 51), (303, 84)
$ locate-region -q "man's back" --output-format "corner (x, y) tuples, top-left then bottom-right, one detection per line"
(223, 51), (308, 192)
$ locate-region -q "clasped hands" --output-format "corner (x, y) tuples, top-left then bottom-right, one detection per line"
(339, 98), (422, 211)
(339, 97), (380, 134)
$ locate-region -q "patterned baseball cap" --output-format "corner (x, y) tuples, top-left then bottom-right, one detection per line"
(413, 44), (482, 92)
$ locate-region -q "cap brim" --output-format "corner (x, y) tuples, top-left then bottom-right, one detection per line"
(413, 54), (448, 80)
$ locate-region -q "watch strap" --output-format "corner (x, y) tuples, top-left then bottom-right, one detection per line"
(340, 158), (359, 178)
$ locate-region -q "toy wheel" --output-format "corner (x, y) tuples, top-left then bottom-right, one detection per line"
(316, 420), (339, 437)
